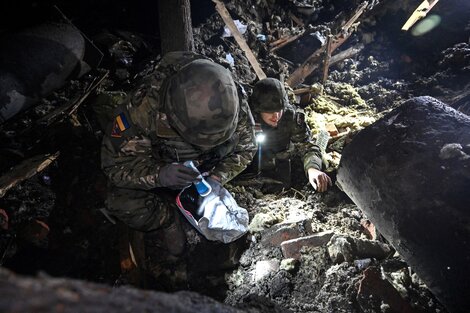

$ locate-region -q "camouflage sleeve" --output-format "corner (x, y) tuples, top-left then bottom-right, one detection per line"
(101, 89), (166, 190)
(211, 99), (257, 185)
(101, 51), (209, 190)
(101, 133), (165, 190)
(290, 109), (323, 173)
(101, 51), (210, 190)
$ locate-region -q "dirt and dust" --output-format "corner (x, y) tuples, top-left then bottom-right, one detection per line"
(0, 0), (468, 312)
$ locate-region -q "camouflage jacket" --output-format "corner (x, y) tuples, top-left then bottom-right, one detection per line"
(256, 104), (322, 174)
(101, 51), (257, 190)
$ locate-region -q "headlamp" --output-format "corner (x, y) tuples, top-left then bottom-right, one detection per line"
(256, 133), (266, 143)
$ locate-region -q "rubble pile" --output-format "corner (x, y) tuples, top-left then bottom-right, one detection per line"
(222, 186), (446, 312)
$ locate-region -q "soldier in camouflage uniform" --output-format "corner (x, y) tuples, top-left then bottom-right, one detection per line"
(246, 78), (331, 192)
(101, 51), (257, 266)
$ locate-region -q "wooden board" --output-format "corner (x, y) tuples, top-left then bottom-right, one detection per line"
(213, 0), (267, 80)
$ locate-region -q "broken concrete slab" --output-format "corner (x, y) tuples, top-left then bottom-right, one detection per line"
(262, 225), (302, 247)
(327, 234), (391, 263)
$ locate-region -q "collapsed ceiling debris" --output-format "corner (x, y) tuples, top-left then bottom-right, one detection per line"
(0, 0), (469, 312)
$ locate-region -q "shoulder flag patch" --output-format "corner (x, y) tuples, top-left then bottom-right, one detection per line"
(111, 113), (130, 138)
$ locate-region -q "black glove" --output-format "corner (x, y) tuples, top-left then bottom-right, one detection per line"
(158, 163), (200, 189)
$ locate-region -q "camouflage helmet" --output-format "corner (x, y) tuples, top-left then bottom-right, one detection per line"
(251, 78), (288, 113)
(165, 59), (239, 148)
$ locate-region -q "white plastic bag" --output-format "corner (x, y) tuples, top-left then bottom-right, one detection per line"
(176, 178), (249, 243)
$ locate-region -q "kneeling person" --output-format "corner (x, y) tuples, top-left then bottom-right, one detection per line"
(101, 52), (257, 268)
(248, 78), (331, 192)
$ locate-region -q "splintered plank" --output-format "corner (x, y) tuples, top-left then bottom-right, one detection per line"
(0, 152), (60, 198)
(322, 35), (334, 84)
(269, 33), (303, 52)
(213, 0), (267, 80)
(287, 1), (368, 87)
(402, 0), (440, 31)
(288, 44), (364, 88)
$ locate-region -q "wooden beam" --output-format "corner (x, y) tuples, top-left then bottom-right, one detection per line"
(330, 44), (364, 64)
(289, 44), (364, 88)
(293, 87), (314, 95)
(159, 0), (195, 53)
(288, 11), (304, 27)
(286, 46), (324, 87)
(402, 0), (440, 31)
(287, 2), (368, 87)
(269, 33), (303, 53)
(322, 35), (334, 84)
(269, 36), (291, 47)
(0, 152), (60, 198)
(341, 1), (368, 32)
(212, 0), (266, 80)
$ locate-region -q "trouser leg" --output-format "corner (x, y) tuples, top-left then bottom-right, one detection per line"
(106, 187), (187, 279)
(106, 187), (174, 232)
(144, 211), (186, 260)
(275, 157), (292, 188)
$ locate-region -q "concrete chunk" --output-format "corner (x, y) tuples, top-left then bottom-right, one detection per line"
(327, 234), (391, 263)
(254, 259), (280, 282)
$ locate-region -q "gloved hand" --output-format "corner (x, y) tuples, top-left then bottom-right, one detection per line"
(158, 163), (200, 189)
(307, 168), (332, 192)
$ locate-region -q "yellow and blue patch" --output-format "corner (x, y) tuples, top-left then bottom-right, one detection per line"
(111, 113), (130, 138)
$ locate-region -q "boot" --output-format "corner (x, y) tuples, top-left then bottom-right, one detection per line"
(119, 223), (147, 287)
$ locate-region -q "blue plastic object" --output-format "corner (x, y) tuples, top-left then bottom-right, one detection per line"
(184, 161), (212, 197)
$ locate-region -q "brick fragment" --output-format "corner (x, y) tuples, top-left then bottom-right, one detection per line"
(326, 122), (339, 136)
(280, 231), (334, 259)
(261, 219), (311, 247)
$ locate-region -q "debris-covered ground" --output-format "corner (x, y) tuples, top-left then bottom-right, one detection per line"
(0, 0), (469, 312)
(190, 1), (467, 310)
